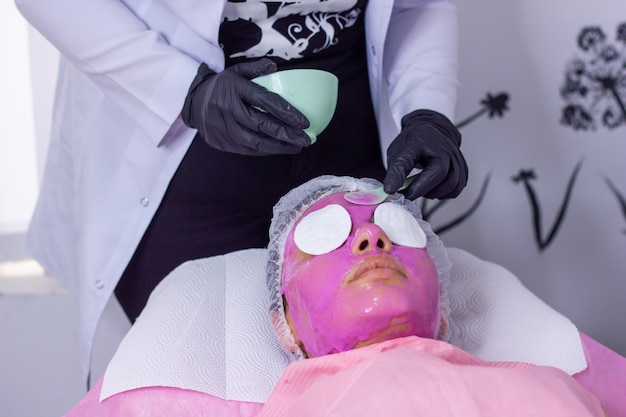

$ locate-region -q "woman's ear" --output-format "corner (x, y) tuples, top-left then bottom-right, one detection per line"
(437, 316), (449, 340)
(284, 298), (310, 357)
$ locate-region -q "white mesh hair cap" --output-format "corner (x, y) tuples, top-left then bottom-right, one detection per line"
(266, 175), (452, 361)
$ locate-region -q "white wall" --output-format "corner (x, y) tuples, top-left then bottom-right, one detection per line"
(0, 1), (41, 233)
(443, 0), (626, 355)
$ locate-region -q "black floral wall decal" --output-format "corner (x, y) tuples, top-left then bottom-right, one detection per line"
(456, 92), (510, 129)
(604, 176), (626, 234)
(512, 160), (583, 251)
(560, 23), (626, 131)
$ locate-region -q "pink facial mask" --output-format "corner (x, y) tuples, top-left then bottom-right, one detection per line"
(281, 193), (441, 357)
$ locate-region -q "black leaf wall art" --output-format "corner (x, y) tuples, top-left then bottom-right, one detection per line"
(422, 173), (491, 235)
(512, 160), (583, 251)
(560, 23), (626, 131)
(456, 92), (510, 129)
(604, 177), (626, 234)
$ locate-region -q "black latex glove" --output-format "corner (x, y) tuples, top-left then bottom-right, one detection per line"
(383, 109), (468, 200)
(181, 59), (311, 156)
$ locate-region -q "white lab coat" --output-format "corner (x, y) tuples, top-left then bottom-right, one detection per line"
(15, 0), (458, 378)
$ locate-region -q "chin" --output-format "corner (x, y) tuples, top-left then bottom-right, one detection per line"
(352, 323), (415, 349)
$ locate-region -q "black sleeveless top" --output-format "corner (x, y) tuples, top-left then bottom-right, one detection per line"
(218, 0), (381, 169)
(220, 0), (369, 70)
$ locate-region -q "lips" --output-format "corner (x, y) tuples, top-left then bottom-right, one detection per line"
(343, 255), (408, 285)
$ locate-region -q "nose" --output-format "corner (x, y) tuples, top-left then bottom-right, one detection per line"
(350, 223), (392, 255)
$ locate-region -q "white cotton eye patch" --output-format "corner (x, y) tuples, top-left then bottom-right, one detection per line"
(294, 204), (352, 255)
(374, 203), (427, 248)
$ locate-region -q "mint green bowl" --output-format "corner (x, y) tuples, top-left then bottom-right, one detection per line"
(252, 69), (338, 144)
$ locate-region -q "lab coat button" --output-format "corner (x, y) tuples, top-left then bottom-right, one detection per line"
(371, 45), (376, 56)
(95, 280), (104, 289)
(140, 197), (149, 207)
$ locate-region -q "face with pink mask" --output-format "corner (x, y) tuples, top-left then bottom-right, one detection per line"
(281, 192), (442, 358)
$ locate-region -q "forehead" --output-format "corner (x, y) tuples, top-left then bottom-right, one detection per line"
(301, 192), (377, 224)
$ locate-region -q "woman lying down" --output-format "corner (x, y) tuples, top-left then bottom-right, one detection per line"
(261, 175), (603, 417)
(68, 176), (607, 417)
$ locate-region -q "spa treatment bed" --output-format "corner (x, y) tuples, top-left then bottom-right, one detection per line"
(62, 248), (626, 417)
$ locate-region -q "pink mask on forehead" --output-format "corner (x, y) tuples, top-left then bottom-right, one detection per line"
(281, 193), (441, 357)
